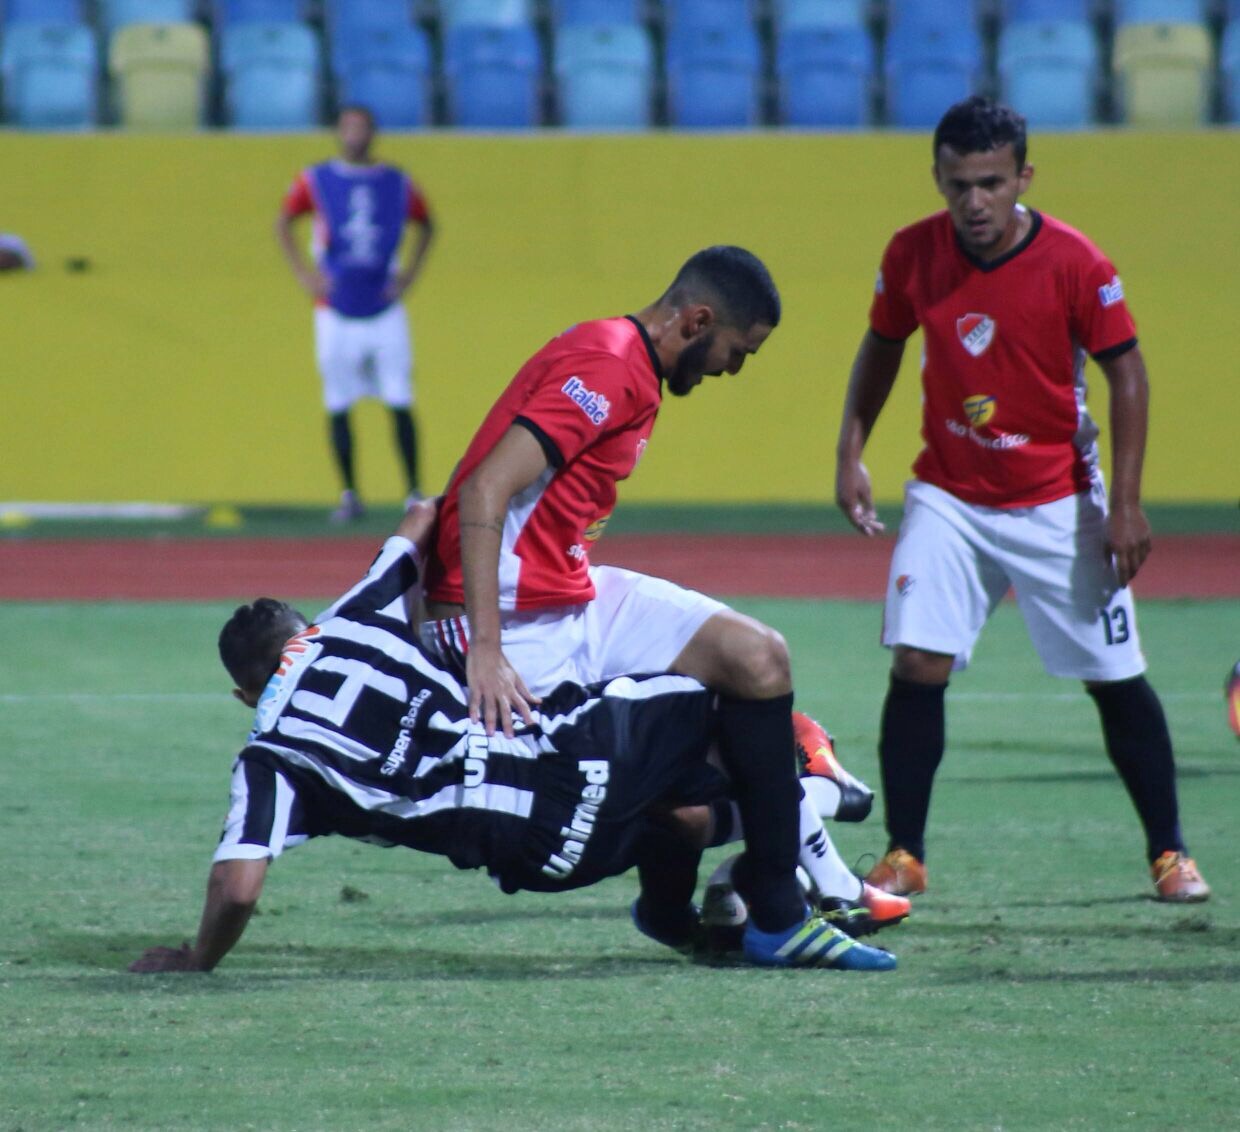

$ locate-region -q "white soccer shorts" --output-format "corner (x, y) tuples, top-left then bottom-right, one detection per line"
(314, 302), (413, 413)
(422, 565), (728, 694)
(881, 479), (1147, 682)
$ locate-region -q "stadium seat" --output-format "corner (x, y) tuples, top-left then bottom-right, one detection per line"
(1005, 0), (1090, 20)
(776, 24), (873, 126)
(443, 23), (543, 128)
(555, 22), (653, 128)
(438, 0), (536, 28)
(99, 0), (196, 36)
(998, 21), (1097, 127)
(664, 0), (754, 31)
(220, 21), (321, 128)
(213, 0), (305, 28)
(2, 0), (83, 25)
(322, 0), (414, 36)
(109, 22), (208, 129)
(1223, 22), (1240, 123)
(1113, 0), (1208, 25)
(886, 0), (974, 31)
(1112, 22), (1212, 125)
(774, 0), (868, 29)
(1, 22), (96, 128)
(666, 22), (762, 127)
(885, 23), (982, 127)
(332, 25), (432, 128)
(553, 0), (642, 26)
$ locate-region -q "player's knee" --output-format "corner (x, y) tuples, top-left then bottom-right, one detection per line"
(891, 646), (953, 685)
(727, 624), (791, 698)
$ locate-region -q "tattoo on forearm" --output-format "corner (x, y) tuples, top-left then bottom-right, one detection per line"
(460, 519), (505, 535)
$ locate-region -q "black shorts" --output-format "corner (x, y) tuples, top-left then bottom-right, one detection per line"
(490, 673), (724, 893)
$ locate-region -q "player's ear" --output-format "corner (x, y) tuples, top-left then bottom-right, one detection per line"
(682, 303), (714, 339)
(232, 687), (256, 708)
(1018, 164), (1034, 193)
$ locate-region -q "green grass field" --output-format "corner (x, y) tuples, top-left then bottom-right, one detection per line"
(2, 597), (1237, 1131)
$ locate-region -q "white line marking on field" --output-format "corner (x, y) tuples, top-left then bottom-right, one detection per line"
(948, 691), (1216, 703)
(0, 692), (219, 703)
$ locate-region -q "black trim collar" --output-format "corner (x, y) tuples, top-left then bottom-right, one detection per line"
(624, 314), (664, 381)
(957, 209), (1043, 273)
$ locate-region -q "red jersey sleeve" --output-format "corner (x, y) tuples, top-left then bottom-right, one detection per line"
(281, 171), (314, 218)
(516, 355), (643, 467)
(1068, 245), (1138, 358)
(868, 231), (919, 341)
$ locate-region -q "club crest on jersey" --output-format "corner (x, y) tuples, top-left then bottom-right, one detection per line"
(895, 574), (915, 596)
(561, 376), (611, 426)
(1098, 275), (1125, 308)
(956, 314), (996, 357)
(962, 395), (996, 427)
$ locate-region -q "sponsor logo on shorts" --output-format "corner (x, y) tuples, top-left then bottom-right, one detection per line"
(896, 574), (915, 596)
(963, 395), (996, 427)
(541, 759), (610, 880)
(1098, 275), (1124, 308)
(561, 376), (611, 426)
(945, 418), (1030, 450)
(956, 313), (996, 357)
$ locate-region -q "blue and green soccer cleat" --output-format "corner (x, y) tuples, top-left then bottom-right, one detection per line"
(743, 913), (897, 971)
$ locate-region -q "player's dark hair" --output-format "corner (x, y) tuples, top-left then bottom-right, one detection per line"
(663, 246), (781, 330)
(337, 103), (376, 129)
(933, 96), (1028, 170)
(218, 598), (308, 692)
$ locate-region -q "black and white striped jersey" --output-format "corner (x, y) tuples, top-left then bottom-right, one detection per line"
(215, 537), (720, 890)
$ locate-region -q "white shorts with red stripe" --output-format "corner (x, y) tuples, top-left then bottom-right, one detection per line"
(421, 565), (727, 694)
(882, 479), (1147, 681)
(314, 303), (413, 413)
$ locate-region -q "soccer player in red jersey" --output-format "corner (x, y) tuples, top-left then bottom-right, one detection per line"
(834, 96), (1209, 903)
(423, 247), (904, 959)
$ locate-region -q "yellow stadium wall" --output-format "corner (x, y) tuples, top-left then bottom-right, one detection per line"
(2, 131), (1235, 505)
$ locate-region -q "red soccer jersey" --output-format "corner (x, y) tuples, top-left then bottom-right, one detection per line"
(869, 209), (1138, 508)
(425, 317), (663, 610)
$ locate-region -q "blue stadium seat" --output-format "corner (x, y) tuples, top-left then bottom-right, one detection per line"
(332, 25), (432, 128)
(553, 0), (642, 26)
(99, 0), (196, 36)
(1006, 0), (1090, 20)
(666, 23), (762, 127)
(1113, 0), (1207, 25)
(443, 23), (543, 128)
(664, 0), (753, 31)
(220, 21), (321, 128)
(774, 0), (868, 29)
(998, 20), (1097, 127)
(555, 23), (653, 128)
(1, 22), (96, 127)
(3, 0), (83, 25)
(885, 22), (981, 128)
(886, 0), (974, 31)
(213, 0), (305, 28)
(323, 0), (414, 36)
(439, 0), (536, 28)
(1222, 22), (1240, 123)
(777, 24), (873, 126)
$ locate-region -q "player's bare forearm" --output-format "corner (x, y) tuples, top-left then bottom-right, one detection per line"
(835, 330), (904, 534)
(130, 858), (267, 974)
(1099, 348), (1152, 585)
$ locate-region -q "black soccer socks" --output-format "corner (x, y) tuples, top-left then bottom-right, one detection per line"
(877, 673), (948, 863)
(391, 407), (420, 494)
(715, 692), (804, 932)
(1087, 676), (1186, 862)
(328, 410), (356, 492)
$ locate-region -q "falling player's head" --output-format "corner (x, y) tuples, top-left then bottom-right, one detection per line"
(337, 104), (377, 163)
(931, 98), (1034, 261)
(219, 599), (308, 706)
(657, 246), (781, 397)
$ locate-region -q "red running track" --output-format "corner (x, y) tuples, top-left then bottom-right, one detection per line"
(0, 533), (1236, 601)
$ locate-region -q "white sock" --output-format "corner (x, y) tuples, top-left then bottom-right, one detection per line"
(800, 774), (842, 820)
(797, 793), (862, 901)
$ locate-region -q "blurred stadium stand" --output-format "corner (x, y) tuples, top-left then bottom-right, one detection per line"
(0, 0), (1233, 128)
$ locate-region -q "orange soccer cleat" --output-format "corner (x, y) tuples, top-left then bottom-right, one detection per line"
(792, 710), (874, 822)
(1150, 851), (1211, 903)
(818, 883), (911, 938)
(865, 848), (928, 896)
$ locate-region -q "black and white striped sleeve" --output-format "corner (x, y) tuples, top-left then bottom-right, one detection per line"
(213, 758), (312, 863)
(314, 537), (422, 626)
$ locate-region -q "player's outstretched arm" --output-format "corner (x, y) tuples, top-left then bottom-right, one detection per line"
(1099, 347), (1153, 587)
(129, 858), (268, 974)
(835, 330), (905, 536)
(458, 426), (548, 737)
